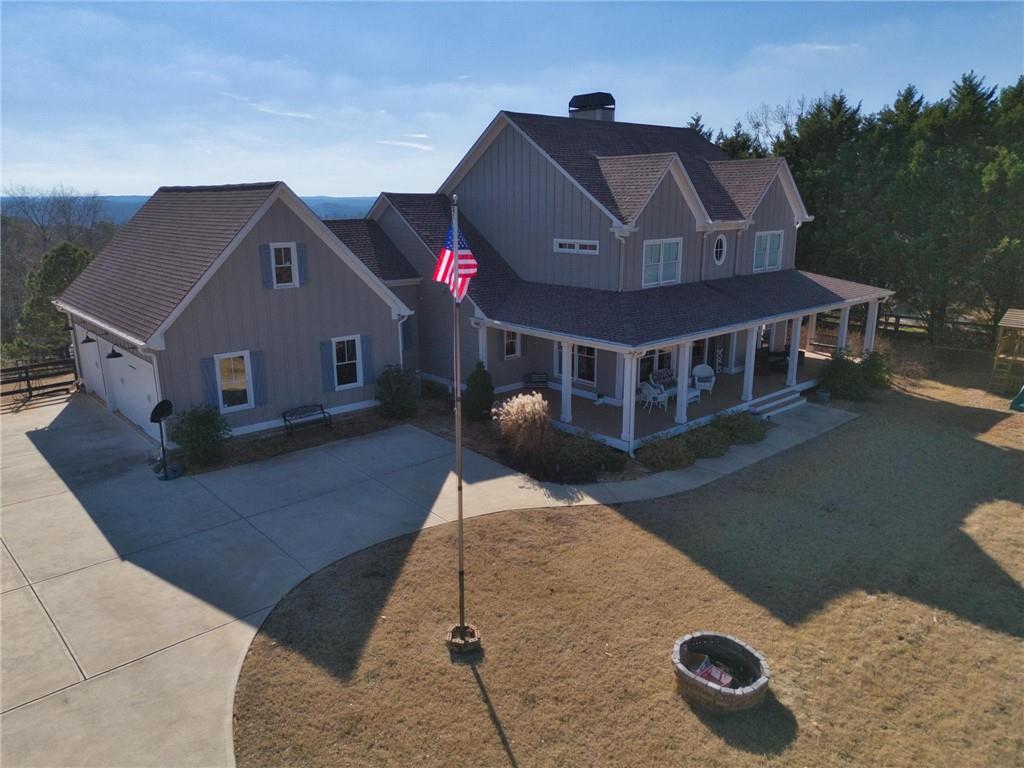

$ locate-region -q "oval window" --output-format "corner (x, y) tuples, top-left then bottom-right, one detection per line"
(713, 234), (727, 265)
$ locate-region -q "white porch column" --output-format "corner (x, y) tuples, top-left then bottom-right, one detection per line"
(742, 327), (758, 401)
(674, 341), (693, 424)
(806, 313), (817, 348)
(560, 342), (573, 423)
(621, 353), (638, 443)
(787, 316), (803, 386)
(837, 306), (851, 352)
(477, 325), (488, 368)
(727, 331), (739, 371)
(863, 300), (880, 354)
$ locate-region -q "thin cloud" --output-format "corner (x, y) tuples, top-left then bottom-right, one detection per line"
(221, 91), (313, 119)
(403, 133), (429, 139)
(376, 139), (435, 152)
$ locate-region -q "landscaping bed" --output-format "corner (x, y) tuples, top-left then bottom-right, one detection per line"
(233, 370), (1023, 768)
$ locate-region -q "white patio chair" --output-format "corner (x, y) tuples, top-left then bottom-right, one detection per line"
(639, 381), (669, 412)
(692, 364), (716, 400)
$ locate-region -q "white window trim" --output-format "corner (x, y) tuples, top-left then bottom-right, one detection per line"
(270, 241), (298, 288)
(641, 237), (683, 288)
(554, 342), (598, 386)
(331, 334), (364, 391)
(713, 234), (728, 266)
(553, 238), (600, 255)
(214, 350), (255, 414)
(503, 331), (521, 360)
(752, 230), (784, 274)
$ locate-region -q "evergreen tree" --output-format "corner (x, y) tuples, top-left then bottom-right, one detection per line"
(15, 241), (92, 358)
(686, 113), (714, 141)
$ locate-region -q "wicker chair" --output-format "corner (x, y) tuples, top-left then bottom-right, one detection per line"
(692, 363), (716, 399)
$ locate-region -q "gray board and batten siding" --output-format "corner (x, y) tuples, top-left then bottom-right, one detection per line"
(157, 198), (402, 429)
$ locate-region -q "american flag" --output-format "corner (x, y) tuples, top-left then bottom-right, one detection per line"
(433, 222), (477, 302)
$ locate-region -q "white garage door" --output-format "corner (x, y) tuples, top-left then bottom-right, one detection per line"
(105, 346), (160, 440)
(75, 325), (106, 402)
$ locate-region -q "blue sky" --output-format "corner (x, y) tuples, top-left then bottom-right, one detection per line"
(2, 2), (1021, 196)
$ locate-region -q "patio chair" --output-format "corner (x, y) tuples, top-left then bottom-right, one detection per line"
(692, 364), (716, 399)
(639, 381), (669, 412)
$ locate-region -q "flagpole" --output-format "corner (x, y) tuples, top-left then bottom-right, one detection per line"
(451, 194), (466, 643)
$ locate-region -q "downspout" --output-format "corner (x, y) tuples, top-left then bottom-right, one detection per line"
(611, 224), (635, 292)
(67, 313), (83, 386)
(397, 314), (410, 368)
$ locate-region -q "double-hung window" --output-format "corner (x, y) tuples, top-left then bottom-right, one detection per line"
(553, 239), (599, 255)
(642, 239), (682, 287)
(556, 342), (597, 385)
(503, 331), (521, 360)
(271, 242), (298, 288)
(753, 231), (783, 273)
(214, 351), (254, 412)
(332, 335), (362, 390)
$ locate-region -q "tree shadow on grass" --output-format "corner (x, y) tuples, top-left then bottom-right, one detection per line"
(617, 387), (1024, 640)
(692, 691), (797, 756)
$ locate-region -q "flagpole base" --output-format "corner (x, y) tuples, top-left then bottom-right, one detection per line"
(445, 623), (481, 653)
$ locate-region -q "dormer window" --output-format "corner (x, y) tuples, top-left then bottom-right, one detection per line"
(271, 242), (298, 288)
(753, 231), (783, 273)
(554, 239), (599, 255)
(713, 234), (727, 266)
(642, 238), (682, 287)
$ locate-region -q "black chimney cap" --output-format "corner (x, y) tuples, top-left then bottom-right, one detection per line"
(569, 92), (615, 111)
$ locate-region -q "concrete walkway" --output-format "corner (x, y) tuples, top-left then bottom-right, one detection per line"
(0, 395), (855, 767)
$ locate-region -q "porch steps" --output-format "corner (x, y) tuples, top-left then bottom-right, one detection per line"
(749, 389), (806, 420)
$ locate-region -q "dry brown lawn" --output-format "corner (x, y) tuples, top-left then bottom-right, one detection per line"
(234, 362), (1024, 768)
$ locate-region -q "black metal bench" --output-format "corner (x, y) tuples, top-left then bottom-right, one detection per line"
(523, 373), (549, 389)
(282, 404), (332, 436)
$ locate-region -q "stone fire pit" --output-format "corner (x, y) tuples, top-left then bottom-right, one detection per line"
(672, 631), (771, 712)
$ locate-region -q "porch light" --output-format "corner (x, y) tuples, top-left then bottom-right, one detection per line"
(105, 348), (123, 359)
(81, 334), (96, 344)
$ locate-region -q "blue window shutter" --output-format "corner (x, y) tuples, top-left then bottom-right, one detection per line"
(250, 351), (267, 406)
(320, 341), (335, 392)
(259, 245), (273, 288)
(200, 357), (218, 407)
(520, 333), (527, 355)
(296, 243), (309, 285)
(360, 335), (374, 389)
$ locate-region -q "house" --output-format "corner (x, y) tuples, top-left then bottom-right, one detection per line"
(347, 93), (892, 452)
(56, 182), (415, 439)
(59, 92), (892, 451)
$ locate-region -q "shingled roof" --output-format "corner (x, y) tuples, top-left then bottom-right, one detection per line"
(709, 157), (786, 219)
(595, 153), (676, 224)
(381, 194), (887, 348)
(324, 219), (418, 282)
(59, 182), (280, 343)
(502, 112), (747, 223)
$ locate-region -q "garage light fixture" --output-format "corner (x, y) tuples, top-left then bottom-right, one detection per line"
(105, 348), (123, 360)
(81, 334), (96, 344)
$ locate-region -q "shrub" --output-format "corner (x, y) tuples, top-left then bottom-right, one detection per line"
(492, 391), (549, 457)
(684, 425), (730, 458)
(463, 362), (495, 421)
(169, 405), (231, 467)
(821, 350), (870, 401)
(533, 431), (627, 483)
(712, 412), (768, 444)
(419, 378), (450, 400)
(636, 436), (696, 471)
(375, 365), (419, 418)
(860, 350), (892, 389)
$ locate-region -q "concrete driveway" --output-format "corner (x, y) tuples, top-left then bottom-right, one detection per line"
(1, 394), (855, 767)
(0, 395), (526, 767)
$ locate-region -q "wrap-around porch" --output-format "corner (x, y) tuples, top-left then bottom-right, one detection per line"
(483, 298), (879, 454)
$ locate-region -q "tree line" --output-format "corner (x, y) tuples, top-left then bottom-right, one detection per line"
(1, 187), (114, 362)
(689, 71), (1024, 343)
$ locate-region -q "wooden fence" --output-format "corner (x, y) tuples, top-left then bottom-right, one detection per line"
(1, 359), (77, 400)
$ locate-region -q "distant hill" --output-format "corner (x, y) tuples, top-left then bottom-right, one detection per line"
(1, 194), (378, 225)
